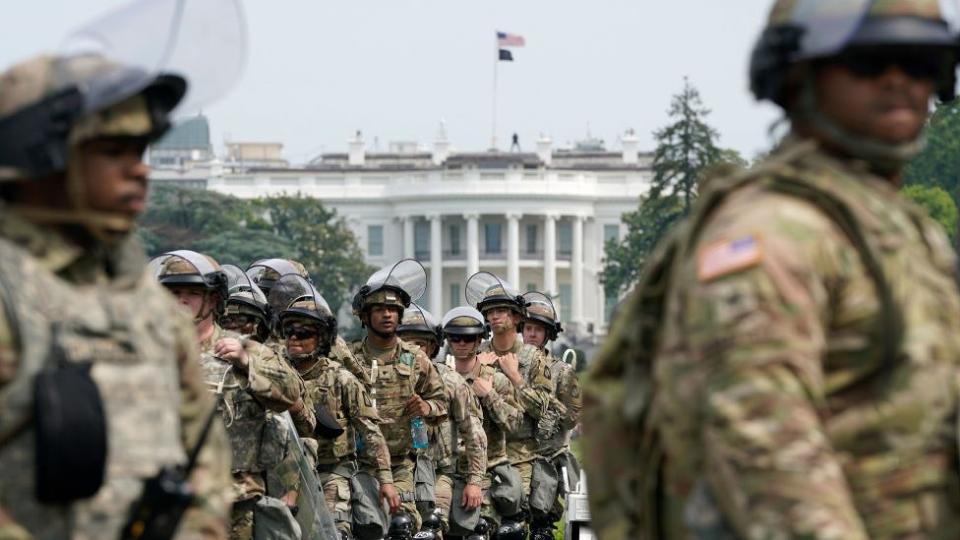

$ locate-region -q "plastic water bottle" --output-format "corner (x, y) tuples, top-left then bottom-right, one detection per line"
(411, 416), (429, 449)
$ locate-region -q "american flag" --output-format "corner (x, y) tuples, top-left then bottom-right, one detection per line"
(497, 31), (525, 48)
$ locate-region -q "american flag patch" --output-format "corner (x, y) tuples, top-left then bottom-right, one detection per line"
(697, 235), (762, 282)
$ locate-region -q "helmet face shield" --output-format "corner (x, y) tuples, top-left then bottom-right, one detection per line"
(269, 274), (333, 322)
(521, 291), (562, 341)
(465, 271), (524, 314)
(246, 259), (307, 295)
(441, 306), (488, 338)
(365, 259), (427, 304)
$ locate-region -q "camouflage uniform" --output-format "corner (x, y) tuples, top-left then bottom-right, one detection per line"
(430, 362), (488, 532)
(199, 324), (303, 539)
(0, 212), (234, 540)
(352, 338), (448, 530)
(298, 351), (392, 537)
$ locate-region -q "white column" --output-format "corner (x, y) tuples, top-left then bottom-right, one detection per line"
(572, 215), (585, 325)
(403, 216), (415, 259)
(507, 212), (521, 287)
(465, 213), (480, 277)
(429, 213), (443, 315)
(544, 213), (558, 296)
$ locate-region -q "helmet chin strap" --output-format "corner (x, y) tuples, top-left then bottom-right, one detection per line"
(796, 72), (924, 176)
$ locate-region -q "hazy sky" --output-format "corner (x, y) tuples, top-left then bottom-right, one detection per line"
(5, 0), (783, 164)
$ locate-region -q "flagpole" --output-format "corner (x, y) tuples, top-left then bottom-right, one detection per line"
(491, 32), (499, 151)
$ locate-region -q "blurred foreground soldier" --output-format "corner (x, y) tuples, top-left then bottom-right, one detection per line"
(270, 273), (395, 540)
(351, 259), (449, 534)
(465, 272), (561, 537)
(155, 251), (305, 540)
(583, 1), (960, 538)
(399, 304), (487, 538)
(520, 292), (582, 540)
(0, 0), (246, 537)
(445, 307), (525, 538)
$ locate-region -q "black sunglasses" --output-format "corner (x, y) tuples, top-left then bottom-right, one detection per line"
(447, 335), (477, 344)
(283, 326), (318, 340)
(827, 48), (951, 81)
(222, 314), (258, 327)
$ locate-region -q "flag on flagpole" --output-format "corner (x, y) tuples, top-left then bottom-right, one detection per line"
(497, 31), (525, 48)
(498, 49), (513, 62)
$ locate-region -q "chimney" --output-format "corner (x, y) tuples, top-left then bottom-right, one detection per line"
(432, 121), (450, 165)
(621, 129), (639, 165)
(348, 130), (365, 166)
(536, 134), (553, 166)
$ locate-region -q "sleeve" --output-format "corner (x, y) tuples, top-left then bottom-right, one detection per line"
(242, 340), (302, 412)
(481, 372), (525, 434)
(346, 373), (394, 485)
(555, 365), (582, 432)
(289, 376), (317, 438)
(334, 337), (372, 389)
(511, 347), (562, 420)
(172, 310), (233, 540)
(454, 379), (487, 486)
(676, 195), (869, 539)
(414, 353), (448, 420)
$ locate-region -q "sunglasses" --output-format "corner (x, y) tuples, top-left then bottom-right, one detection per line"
(447, 335), (477, 344)
(826, 48), (951, 81)
(283, 326), (318, 340)
(222, 314), (258, 327)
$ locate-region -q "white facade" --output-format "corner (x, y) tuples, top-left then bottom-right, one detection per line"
(195, 133), (652, 338)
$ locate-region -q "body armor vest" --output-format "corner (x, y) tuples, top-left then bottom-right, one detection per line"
(303, 358), (357, 463)
(0, 239), (184, 539)
(370, 344), (419, 458)
(200, 341), (266, 474)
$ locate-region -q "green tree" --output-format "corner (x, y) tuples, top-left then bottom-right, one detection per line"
(602, 78), (732, 295)
(902, 184), (958, 241)
(138, 185), (258, 254)
(904, 100), (960, 208)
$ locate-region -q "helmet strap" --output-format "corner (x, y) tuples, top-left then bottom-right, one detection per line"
(795, 70), (924, 176)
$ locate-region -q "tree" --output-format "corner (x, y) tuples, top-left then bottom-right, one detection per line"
(601, 78), (732, 295)
(904, 100), (960, 208)
(137, 186), (258, 254)
(902, 184), (958, 241)
(648, 77), (724, 212)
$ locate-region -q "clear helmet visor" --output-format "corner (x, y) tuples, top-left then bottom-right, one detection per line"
(523, 291), (558, 322)
(222, 264), (267, 305)
(148, 249), (217, 279)
(60, 0), (246, 118)
(399, 302), (440, 329)
(246, 259), (303, 289)
(365, 259), (427, 303)
(464, 271), (519, 308)
(268, 274), (333, 319)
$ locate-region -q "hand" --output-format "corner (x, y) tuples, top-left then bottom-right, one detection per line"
(472, 376), (493, 398)
(404, 394), (430, 417)
(380, 483), (401, 514)
(477, 352), (498, 365)
(281, 490), (299, 508)
(496, 353), (522, 385)
(214, 338), (248, 369)
(461, 483), (482, 511)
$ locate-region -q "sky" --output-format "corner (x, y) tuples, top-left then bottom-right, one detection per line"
(4, 0), (783, 164)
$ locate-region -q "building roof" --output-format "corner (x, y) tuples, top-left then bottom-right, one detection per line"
(153, 115), (212, 151)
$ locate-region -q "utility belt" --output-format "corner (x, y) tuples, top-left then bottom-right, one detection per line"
(316, 458), (357, 478)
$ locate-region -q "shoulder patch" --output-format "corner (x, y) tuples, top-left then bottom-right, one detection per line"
(697, 235), (762, 282)
(399, 351), (415, 367)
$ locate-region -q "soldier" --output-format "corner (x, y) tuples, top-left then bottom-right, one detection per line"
(444, 307), (527, 538)
(221, 264), (273, 343)
(465, 272), (563, 537)
(0, 2), (242, 536)
(350, 259), (449, 534)
(520, 292), (582, 540)
(583, 1), (960, 539)
(154, 250), (307, 539)
(398, 303), (488, 538)
(269, 273), (397, 540)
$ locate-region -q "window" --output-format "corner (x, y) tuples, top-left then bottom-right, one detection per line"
(558, 221), (573, 256)
(449, 283), (461, 310)
(526, 282), (538, 293)
(604, 224), (620, 244)
(449, 224), (461, 255)
(559, 283), (573, 322)
(525, 224), (538, 254)
(414, 221), (430, 260)
(367, 225), (383, 257)
(484, 223), (502, 254)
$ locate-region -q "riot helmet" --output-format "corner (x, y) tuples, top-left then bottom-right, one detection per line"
(269, 273), (337, 360)
(396, 302), (443, 359)
(151, 250), (228, 321)
(520, 291), (563, 343)
(246, 258), (309, 297)
(352, 259), (427, 324)
(442, 306), (488, 360)
(220, 264), (270, 342)
(465, 271), (526, 316)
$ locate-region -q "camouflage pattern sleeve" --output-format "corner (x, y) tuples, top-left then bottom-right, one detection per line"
(344, 370), (394, 485)
(0, 299), (15, 393)
(171, 310), (232, 539)
(481, 371), (525, 434)
(332, 336), (371, 388)
(414, 352), (448, 420)
(240, 339), (302, 412)
(512, 346), (564, 420)
(452, 377), (487, 486)
(665, 191), (869, 538)
(289, 376), (317, 438)
(555, 363), (582, 432)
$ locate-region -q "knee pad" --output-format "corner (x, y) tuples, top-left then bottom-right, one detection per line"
(387, 512), (415, 540)
(495, 519), (527, 540)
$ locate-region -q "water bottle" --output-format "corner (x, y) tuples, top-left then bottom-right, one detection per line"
(411, 416), (429, 449)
